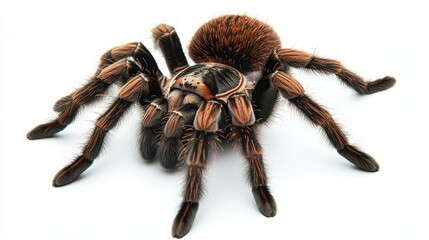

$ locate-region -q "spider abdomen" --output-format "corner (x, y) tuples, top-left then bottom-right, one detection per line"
(189, 15), (281, 73)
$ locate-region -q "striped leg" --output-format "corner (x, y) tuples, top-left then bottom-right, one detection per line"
(139, 98), (168, 161)
(53, 42), (165, 112)
(52, 46), (116, 112)
(152, 24), (189, 75)
(277, 48), (396, 94)
(27, 42), (166, 140)
(27, 58), (140, 140)
(271, 71), (379, 171)
(52, 74), (155, 187)
(227, 93), (276, 217)
(172, 101), (222, 238)
(158, 104), (198, 169)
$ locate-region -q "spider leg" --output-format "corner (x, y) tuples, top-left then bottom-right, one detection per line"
(53, 42), (165, 112)
(52, 49), (114, 112)
(227, 93), (277, 217)
(270, 71), (379, 171)
(27, 59), (140, 140)
(27, 42), (166, 140)
(158, 104), (198, 169)
(52, 74), (155, 187)
(152, 24), (189, 75)
(172, 101), (222, 238)
(251, 73), (280, 123)
(139, 87), (193, 161)
(139, 98), (168, 160)
(276, 48), (396, 94)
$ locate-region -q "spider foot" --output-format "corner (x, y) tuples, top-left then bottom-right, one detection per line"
(365, 76), (396, 94)
(27, 120), (66, 140)
(338, 145), (379, 172)
(252, 186), (277, 217)
(52, 156), (93, 187)
(172, 202), (199, 239)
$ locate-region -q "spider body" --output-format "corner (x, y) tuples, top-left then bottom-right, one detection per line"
(27, 15), (396, 238)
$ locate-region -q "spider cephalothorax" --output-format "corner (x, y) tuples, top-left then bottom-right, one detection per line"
(27, 15), (396, 238)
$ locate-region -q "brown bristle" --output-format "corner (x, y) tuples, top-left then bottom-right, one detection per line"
(189, 15), (281, 72)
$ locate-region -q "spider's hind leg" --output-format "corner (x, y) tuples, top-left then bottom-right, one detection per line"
(277, 48), (396, 94)
(270, 71), (379, 171)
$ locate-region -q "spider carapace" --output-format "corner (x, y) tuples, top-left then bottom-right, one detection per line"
(27, 15), (395, 238)
(169, 63), (246, 103)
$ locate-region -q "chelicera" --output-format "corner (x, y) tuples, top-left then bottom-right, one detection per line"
(27, 15), (396, 238)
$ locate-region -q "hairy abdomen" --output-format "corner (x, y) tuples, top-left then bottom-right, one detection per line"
(189, 15), (281, 73)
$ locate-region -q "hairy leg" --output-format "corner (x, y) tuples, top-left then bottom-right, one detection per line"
(270, 71), (379, 171)
(27, 58), (140, 140)
(153, 24), (189, 75)
(52, 74), (156, 186)
(277, 48), (396, 94)
(28, 42), (167, 140)
(227, 93), (276, 216)
(172, 101), (222, 238)
(158, 104), (198, 169)
(53, 42), (166, 112)
(139, 98), (168, 160)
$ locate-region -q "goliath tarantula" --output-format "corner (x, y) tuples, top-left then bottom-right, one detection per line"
(27, 15), (395, 238)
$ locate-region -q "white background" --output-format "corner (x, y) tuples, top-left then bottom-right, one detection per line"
(1, 0), (428, 239)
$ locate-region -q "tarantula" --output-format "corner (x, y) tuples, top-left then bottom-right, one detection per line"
(27, 15), (395, 238)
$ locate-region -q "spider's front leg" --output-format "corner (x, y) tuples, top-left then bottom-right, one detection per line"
(227, 93), (277, 217)
(158, 104), (198, 168)
(172, 101), (222, 238)
(277, 48), (396, 94)
(270, 71), (379, 171)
